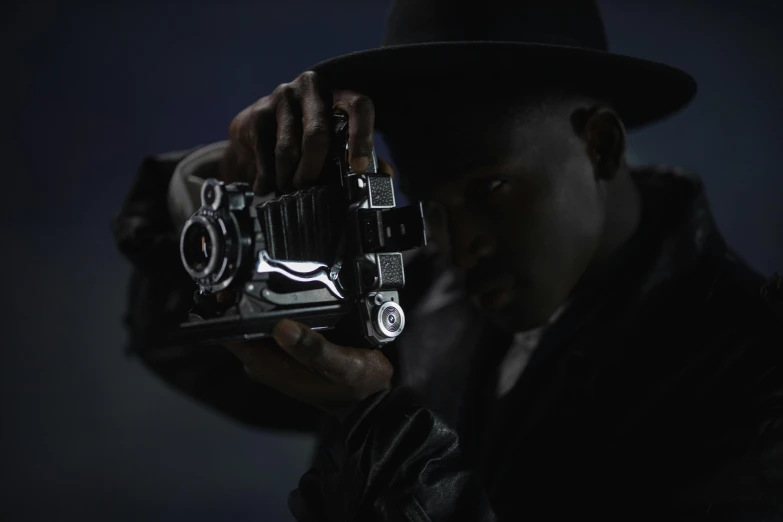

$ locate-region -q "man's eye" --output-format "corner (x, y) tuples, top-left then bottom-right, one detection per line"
(486, 179), (508, 192)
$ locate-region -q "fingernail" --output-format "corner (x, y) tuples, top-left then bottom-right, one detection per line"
(273, 319), (302, 346)
(350, 156), (370, 172)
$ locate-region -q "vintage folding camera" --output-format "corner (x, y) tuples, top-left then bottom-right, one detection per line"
(172, 112), (426, 348)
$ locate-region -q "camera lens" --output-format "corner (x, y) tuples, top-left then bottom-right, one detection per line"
(180, 206), (242, 294)
(182, 221), (218, 276)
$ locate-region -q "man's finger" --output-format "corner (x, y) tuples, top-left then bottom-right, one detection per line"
(333, 91), (375, 173)
(271, 319), (394, 393)
(274, 84), (303, 194)
(252, 107), (278, 195)
(224, 339), (339, 403)
(225, 339), (298, 384)
(226, 97), (276, 194)
(225, 104), (259, 185)
(292, 72), (332, 189)
(271, 319), (364, 383)
(377, 157), (395, 177)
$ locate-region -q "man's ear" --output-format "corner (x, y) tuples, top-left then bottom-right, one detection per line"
(572, 106), (626, 180)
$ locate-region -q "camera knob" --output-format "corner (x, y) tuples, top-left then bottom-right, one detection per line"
(201, 178), (223, 210)
(374, 300), (405, 338)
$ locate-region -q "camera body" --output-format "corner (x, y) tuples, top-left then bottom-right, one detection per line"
(173, 112), (426, 348)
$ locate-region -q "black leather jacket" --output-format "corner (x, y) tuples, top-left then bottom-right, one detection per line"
(112, 146), (783, 521)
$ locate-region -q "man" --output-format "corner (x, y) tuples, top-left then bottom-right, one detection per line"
(112, 0), (783, 520)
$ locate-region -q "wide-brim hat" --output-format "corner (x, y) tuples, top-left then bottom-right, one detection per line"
(309, 0), (697, 131)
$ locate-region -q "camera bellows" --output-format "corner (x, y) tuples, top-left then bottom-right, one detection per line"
(258, 185), (344, 264)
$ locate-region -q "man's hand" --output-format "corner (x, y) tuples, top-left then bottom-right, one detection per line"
(225, 319), (394, 420)
(218, 72), (396, 418)
(221, 70), (391, 195)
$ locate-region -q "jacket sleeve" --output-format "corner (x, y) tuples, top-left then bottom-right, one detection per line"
(111, 146), (321, 433)
(676, 413), (783, 519)
(670, 331), (783, 519)
(287, 386), (498, 522)
(286, 343), (783, 522)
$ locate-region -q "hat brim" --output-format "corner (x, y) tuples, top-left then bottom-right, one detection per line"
(309, 41), (696, 130)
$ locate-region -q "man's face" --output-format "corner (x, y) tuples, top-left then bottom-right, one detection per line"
(385, 103), (608, 332)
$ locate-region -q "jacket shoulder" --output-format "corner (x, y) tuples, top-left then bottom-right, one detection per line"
(712, 252), (783, 328)
(701, 251), (783, 385)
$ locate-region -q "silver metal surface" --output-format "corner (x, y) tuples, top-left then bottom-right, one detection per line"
(261, 287), (339, 305)
(201, 178), (223, 210)
(255, 250), (344, 299)
(374, 301), (405, 338)
(178, 111), (424, 348)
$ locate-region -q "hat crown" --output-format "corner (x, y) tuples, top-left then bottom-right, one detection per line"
(383, 0), (608, 51)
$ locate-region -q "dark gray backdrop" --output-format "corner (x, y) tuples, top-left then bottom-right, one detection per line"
(3, 1), (781, 521)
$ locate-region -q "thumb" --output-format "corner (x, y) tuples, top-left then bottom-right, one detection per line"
(377, 156), (395, 177)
